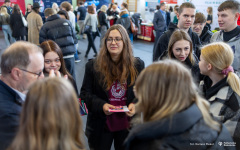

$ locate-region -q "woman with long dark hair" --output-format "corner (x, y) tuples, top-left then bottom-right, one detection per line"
(80, 24), (144, 150)
(40, 40), (78, 95)
(10, 4), (26, 41)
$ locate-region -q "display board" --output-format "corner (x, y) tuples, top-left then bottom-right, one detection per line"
(0, 0), (26, 14)
(85, 0), (109, 9)
(177, 0), (226, 30)
(33, 0), (72, 12)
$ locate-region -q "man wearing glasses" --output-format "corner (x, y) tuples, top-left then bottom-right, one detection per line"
(0, 41), (44, 150)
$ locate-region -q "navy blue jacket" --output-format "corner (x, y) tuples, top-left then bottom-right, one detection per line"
(39, 14), (77, 56)
(0, 80), (23, 150)
(77, 6), (87, 21)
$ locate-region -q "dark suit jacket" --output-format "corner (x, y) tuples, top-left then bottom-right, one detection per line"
(80, 58), (145, 147)
(0, 80), (23, 150)
(153, 10), (167, 32)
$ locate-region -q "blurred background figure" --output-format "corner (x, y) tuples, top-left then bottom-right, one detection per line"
(0, 6), (15, 46)
(52, 2), (59, 13)
(7, 77), (85, 150)
(10, 4), (26, 41)
(27, 2), (43, 45)
(24, 3), (32, 19)
(84, 5), (98, 58)
(206, 6), (212, 31)
(98, 5), (108, 48)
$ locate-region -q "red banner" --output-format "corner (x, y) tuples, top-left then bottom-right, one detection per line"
(161, 0), (177, 4)
(0, 0), (26, 15)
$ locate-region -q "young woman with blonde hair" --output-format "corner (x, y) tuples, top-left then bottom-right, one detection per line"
(124, 60), (234, 150)
(80, 24), (144, 150)
(0, 6), (15, 46)
(199, 42), (240, 144)
(7, 77), (85, 150)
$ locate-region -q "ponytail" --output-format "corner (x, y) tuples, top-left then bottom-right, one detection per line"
(227, 72), (240, 96)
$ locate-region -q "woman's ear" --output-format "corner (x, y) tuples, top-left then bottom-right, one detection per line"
(207, 63), (212, 71)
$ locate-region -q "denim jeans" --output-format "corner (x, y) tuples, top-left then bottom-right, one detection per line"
(2, 25), (15, 46)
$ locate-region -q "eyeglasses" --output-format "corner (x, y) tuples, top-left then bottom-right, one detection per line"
(106, 38), (123, 44)
(19, 68), (43, 78)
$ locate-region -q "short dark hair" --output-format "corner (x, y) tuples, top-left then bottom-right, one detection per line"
(44, 8), (56, 17)
(179, 2), (195, 15)
(160, 2), (166, 8)
(194, 12), (206, 23)
(4, 0), (10, 3)
(57, 10), (69, 20)
(79, 1), (84, 5)
(218, 0), (240, 13)
(156, 5), (160, 10)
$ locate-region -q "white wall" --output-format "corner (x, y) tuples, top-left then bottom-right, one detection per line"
(137, 0), (146, 19)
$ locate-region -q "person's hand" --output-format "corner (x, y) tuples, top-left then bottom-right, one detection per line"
(49, 70), (61, 77)
(49, 70), (68, 79)
(103, 103), (115, 115)
(126, 103), (135, 117)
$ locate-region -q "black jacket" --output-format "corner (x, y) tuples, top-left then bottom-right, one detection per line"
(153, 22), (202, 61)
(98, 11), (108, 28)
(80, 58), (144, 147)
(77, 6), (86, 21)
(0, 80), (23, 150)
(10, 13), (26, 37)
(39, 14), (77, 56)
(124, 104), (235, 150)
(200, 25), (213, 45)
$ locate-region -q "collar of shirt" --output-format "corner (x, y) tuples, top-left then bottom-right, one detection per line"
(11, 87), (26, 102)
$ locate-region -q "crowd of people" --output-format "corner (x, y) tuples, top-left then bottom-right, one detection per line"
(0, 0), (240, 150)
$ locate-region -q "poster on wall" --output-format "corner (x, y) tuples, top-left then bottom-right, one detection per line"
(177, 0), (225, 30)
(85, 0), (109, 9)
(0, 0), (26, 14)
(33, 0), (72, 13)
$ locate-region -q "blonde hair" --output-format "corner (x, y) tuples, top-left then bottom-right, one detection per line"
(8, 78), (85, 150)
(100, 5), (107, 13)
(207, 6), (212, 15)
(0, 6), (9, 16)
(201, 42), (240, 96)
(135, 60), (220, 131)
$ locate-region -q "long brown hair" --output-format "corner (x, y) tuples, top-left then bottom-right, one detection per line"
(40, 40), (74, 83)
(12, 4), (21, 14)
(95, 24), (138, 90)
(135, 60), (220, 131)
(7, 77), (85, 150)
(168, 29), (195, 64)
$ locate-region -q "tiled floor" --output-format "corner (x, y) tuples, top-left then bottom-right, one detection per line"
(0, 31), (154, 149)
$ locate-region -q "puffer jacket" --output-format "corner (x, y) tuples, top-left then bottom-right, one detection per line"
(124, 104), (236, 150)
(39, 14), (77, 56)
